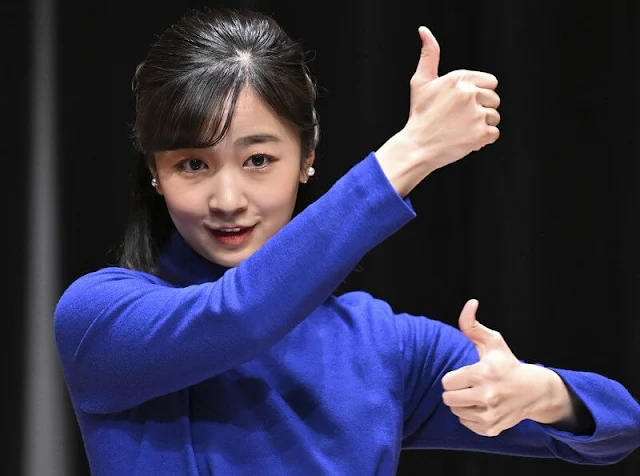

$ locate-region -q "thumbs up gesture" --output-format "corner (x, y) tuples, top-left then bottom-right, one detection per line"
(407, 27), (501, 170)
(375, 27), (501, 197)
(441, 300), (579, 437)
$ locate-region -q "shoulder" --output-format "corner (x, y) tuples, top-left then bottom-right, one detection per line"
(54, 267), (169, 322)
(68, 266), (168, 288)
(59, 266), (167, 300)
(53, 266), (173, 349)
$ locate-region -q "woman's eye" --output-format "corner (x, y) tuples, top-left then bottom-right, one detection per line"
(179, 158), (206, 172)
(245, 154), (271, 169)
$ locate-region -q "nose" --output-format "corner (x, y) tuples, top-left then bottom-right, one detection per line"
(208, 167), (249, 217)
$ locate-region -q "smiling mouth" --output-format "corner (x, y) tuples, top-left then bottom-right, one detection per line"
(210, 225), (255, 246)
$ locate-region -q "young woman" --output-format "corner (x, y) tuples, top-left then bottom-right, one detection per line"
(53, 7), (639, 475)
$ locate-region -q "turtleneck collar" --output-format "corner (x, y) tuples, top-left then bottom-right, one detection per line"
(156, 230), (229, 286)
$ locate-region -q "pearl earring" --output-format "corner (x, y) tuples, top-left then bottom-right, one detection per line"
(151, 178), (158, 187)
(302, 166), (315, 184)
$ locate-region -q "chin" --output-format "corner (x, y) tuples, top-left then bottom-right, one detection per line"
(209, 251), (254, 269)
(208, 256), (240, 268)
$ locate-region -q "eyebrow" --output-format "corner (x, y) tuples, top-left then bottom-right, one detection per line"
(233, 134), (282, 147)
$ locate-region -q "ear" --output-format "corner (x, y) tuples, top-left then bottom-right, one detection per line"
(148, 164), (164, 196)
(154, 178), (164, 196)
(299, 150), (316, 183)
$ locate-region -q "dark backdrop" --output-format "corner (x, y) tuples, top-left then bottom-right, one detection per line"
(5, 0), (638, 475)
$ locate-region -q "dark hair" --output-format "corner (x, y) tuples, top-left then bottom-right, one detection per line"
(117, 7), (320, 273)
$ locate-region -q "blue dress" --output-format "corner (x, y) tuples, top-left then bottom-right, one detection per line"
(54, 153), (640, 475)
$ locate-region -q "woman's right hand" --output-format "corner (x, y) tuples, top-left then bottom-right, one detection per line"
(376, 26), (500, 197)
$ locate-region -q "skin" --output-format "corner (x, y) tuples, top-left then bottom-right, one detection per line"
(376, 27), (591, 437)
(152, 87), (314, 268)
(442, 300), (590, 437)
(150, 28), (590, 437)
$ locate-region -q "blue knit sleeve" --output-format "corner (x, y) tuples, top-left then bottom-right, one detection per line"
(53, 152), (416, 414)
(396, 313), (640, 464)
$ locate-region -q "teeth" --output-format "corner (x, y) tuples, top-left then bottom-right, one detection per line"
(220, 228), (241, 233)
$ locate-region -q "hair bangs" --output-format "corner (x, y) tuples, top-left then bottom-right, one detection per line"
(142, 67), (246, 155)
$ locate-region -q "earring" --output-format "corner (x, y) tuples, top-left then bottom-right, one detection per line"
(302, 166), (315, 184)
(151, 178), (158, 187)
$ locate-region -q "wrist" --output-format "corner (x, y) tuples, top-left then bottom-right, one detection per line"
(374, 129), (439, 197)
(525, 365), (574, 425)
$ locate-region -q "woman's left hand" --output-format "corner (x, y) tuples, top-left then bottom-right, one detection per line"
(441, 299), (577, 437)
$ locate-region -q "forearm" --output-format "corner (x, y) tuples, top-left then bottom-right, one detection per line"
(55, 153), (417, 414)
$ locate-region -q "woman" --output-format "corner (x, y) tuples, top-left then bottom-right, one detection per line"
(54, 6), (639, 475)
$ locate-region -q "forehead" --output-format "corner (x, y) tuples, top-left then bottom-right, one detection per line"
(226, 87), (298, 143)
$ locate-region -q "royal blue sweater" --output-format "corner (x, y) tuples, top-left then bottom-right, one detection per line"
(54, 153), (640, 475)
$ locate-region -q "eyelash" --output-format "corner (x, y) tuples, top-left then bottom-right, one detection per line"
(176, 158), (206, 173)
(175, 154), (275, 173)
(245, 153), (274, 170)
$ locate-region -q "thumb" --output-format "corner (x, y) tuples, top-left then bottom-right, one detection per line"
(457, 299), (501, 356)
(414, 26), (440, 82)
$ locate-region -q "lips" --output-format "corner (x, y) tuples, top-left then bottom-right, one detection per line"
(210, 225), (255, 246)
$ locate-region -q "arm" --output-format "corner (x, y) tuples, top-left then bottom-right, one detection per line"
(54, 153), (415, 414)
(55, 26), (501, 415)
(518, 364), (595, 435)
(534, 366), (640, 462)
(396, 303), (640, 464)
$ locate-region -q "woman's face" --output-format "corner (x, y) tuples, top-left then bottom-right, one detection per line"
(153, 87), (314, 268)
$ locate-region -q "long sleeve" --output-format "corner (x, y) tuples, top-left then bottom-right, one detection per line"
(396, 310), (640, 464)
(53, 152), (416, 414)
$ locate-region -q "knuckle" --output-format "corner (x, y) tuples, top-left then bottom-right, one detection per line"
(474, 122), (488, 140)
(409, 74), (422, 89)
(480, 362), (497, 379)
(486, 127), (500, 144)
(488, 330), (503, 345)
(447, 69), (466, 85)
(454, 80), (473, 96)
(482, 389), (500, 407)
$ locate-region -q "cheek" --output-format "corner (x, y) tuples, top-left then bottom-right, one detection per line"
(257, 181), (299, 212)
(162, 188), (207, 220)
